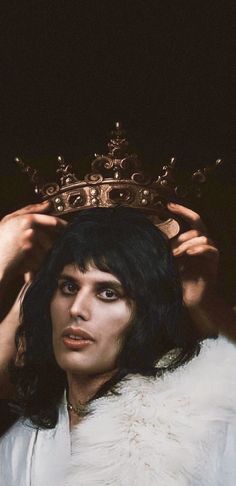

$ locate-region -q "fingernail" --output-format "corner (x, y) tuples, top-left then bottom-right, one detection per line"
(168, 202), (177, 208)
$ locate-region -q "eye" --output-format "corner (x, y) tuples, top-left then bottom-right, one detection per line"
(98, 288), (119, 301)
(58, 280), (78, 295)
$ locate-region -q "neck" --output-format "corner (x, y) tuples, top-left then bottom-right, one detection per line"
(66, 370), (115, 427)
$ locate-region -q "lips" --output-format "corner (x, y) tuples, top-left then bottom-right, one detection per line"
(62, 327), (94, 350)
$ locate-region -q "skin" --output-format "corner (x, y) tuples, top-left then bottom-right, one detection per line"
(50, 263), (133, 426)
(168, 202), (236, 338)
(0, 201), (235, 399)
(0, 202), (67, 397)
(0, 201), (67, 287)
(168, 202), (219, 308)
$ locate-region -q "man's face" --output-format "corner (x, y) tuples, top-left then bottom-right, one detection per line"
(50, 263), (133, 378)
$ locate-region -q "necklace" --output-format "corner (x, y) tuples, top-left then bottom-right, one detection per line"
(67, 399), (88, 416)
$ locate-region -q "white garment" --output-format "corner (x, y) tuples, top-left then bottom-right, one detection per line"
(0, 396), (70, 486)
(1, 337), (236, 486)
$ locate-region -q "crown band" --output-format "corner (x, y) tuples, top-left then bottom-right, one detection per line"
(14, 122), (222, 239)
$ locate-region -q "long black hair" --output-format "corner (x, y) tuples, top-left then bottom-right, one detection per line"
(10, 206), (200, 428)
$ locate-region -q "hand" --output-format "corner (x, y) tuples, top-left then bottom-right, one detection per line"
(0, 201), (67, 283)
(167, 203), (219, 309)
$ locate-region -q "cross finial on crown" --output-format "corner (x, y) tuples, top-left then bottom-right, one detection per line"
(14, 122), (222, 238)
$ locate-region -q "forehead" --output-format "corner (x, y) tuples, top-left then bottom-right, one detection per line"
(59, 263), (122, 284)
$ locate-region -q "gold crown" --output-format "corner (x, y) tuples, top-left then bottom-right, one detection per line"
(14, 122), (222, 239)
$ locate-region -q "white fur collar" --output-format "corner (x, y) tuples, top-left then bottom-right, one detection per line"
(66, 337), (236, 485)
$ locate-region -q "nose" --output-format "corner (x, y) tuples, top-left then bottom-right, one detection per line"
(69, 289), (91, 321)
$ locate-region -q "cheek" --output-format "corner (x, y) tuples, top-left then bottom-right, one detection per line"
(99, 304), (133, 347)
(96, 318), (131, 371)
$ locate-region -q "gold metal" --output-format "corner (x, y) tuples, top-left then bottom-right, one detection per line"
(67, 400), (87, 416)
(14, 122), (222, 239)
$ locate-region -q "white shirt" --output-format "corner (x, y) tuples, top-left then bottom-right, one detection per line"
(1, 337), (236, 486)
(0, 395), (70, 486)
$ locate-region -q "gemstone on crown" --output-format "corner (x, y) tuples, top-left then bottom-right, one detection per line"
(14, 122), (222, 239)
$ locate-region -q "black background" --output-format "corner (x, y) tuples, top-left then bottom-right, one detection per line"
(0, 0), (235, 296)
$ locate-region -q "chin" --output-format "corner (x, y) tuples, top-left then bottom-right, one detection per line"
(54, 352), (95, 375)
(55, 355), (115, 379)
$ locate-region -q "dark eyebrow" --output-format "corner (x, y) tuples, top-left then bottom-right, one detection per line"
(58, 273), (78, 283)
(95, 280), (124, 291)
(58, 274), (123, 290)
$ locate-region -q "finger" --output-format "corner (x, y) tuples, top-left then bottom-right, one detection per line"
(28, 213), (67, 229)
(30, 232), (55, 256)
(3, 201), (51, 220)
(186, 245), (219, 260)
(173, 236), (213, 256)
(19, 233), (54, 272)
(167, 203), (207, 233)
(174, 229), (202, 244)
(24, 272), (33, 284)
(175, 247), (219, 266)
(171, 230), (202, 250)
(21, 247), (49, 273)
(31, 224), (62, 242)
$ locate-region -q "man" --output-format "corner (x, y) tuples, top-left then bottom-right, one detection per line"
(0, 197), (234, 395)
(0, 203), (236, 485)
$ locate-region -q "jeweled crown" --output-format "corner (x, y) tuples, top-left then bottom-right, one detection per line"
(14, 122), (222, 239)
